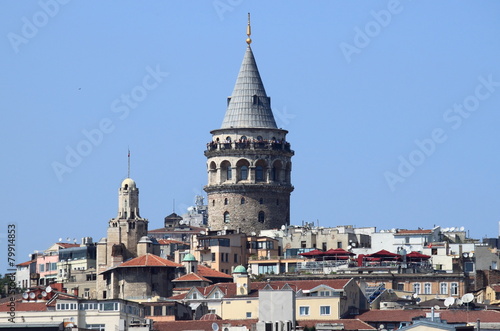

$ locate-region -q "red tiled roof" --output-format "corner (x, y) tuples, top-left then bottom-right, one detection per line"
(298, 319), (376, 330)
(197, 265), (233, 279)
(200, 313), (222, 320)
(169, 279), (352, 300)
(0, 301), (47, 312)
(357, 309), (500, 323)
(57, 243), (80, 249)
(490, 284), (500, 292)
(154, 319), (257, 331)
(16, 261), (32, 267)
(173, 273), (212, 283)
(157, 239), (189, 245)
(118, 254), (182, 268)
(394, 229), (433, 235)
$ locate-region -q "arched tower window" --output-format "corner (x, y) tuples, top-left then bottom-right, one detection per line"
(124, 184), (129, 190)
(212, 200), (215, 206)
(259, 198), (263, 204)
(221, 161), (232, 182)
(256, 166), (264, 181)
(224, 198), (228, 205)
(258, 211), (265, 223)
(241, 197), (245, 204)
(240, 166), (248, 180)
(224, 212), (230, 223)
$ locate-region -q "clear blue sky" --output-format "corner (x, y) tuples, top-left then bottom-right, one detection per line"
(2, 1), (500, 273)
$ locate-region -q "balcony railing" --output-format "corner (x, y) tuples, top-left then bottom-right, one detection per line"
(206, 141), (292, 153)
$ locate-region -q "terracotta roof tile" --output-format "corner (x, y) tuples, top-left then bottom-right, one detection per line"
(173, 273), (212, 283)
(0, 301), (47, 312)
(119, 254), (182, 268)
(16, 261), (32, 266)
(154, 319), (257, 331)
(57, 243), (81, 249)
(168, 279), (352, 300)
(196, 265), (233, 279)
(157, 239), (189, 245)
(298, 319), (376, 330)
(357, 309), (500, 324)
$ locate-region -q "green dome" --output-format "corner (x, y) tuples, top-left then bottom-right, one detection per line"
(182, 254), (197, 262)
(233, 265), (247, 273)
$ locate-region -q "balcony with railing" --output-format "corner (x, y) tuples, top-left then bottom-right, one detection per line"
(206, 140), (292, 154)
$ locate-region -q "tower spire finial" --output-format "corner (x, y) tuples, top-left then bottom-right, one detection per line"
(127, 148), (130, 178)
(246, 13), (252, 45)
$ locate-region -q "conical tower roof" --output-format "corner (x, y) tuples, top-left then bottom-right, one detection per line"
(220, 45), (277, 129)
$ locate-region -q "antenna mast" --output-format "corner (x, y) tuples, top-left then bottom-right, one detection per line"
(127, 148), (130, 178)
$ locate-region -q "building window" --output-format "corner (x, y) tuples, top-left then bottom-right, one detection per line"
(431, 248), (438, 255)
(320, 306), (331, 315)
(258, 211), (265, 223)
(299, 306), (310, 316)
(214, 292), (220, 299)
(301, 241), (306, 248)
(451, 282), (458, 296)
(241, 166), (248, 180)
(259, 198), (263, 204)
(192, 293), (198, 300)
(256, 166), (264, 181)
(40, 264), (45, 272)
(413, 283), (421, 294)
(246, 312), (252, 318)
(227, 167), (232, 180)
(224, 198), (228, 205)
(212, 253), (216, 261)
(234, 254), (238, 263)
(241, 197), (245, 204)
(397, 283), (404, 291)
(440, 282), (448, 295)
(212, 200), (215, 206)
(405, 237), (410, 244)
(224, 212), (230, 223)
(424, 283), (431, 294)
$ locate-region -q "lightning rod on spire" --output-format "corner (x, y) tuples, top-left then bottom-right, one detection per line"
(246, 13), (252, 45)
(127, 148), (130, 178)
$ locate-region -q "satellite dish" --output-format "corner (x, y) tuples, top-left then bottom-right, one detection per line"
(434, 305), (440, 310)
(281, 225), (286, 230)
(450, 227), (455, 232)
(251, 232), (256, 236)
(379, 324), (385, 330)
(462, 293), (474, 303)
(444, 297), (454, 307)
(463, 253), (469, 258)
(469, 252), (474, 257)
(22, 293), (29, 299)
(413, 293), (419, 298)
(455, 298), (463, 305)
(46, 286), (52, 293)
(352, 242), (357, 247)
(443, 228), (449, 232)
(347, 245), (352, 250)
(29, 292), (35, 299)
(212, 322), (219, 331)
(58, 238), (62, 242)
(200, 231), (206, 235)
(41, 291), (47, 297)
(460, 226), (465, 231)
